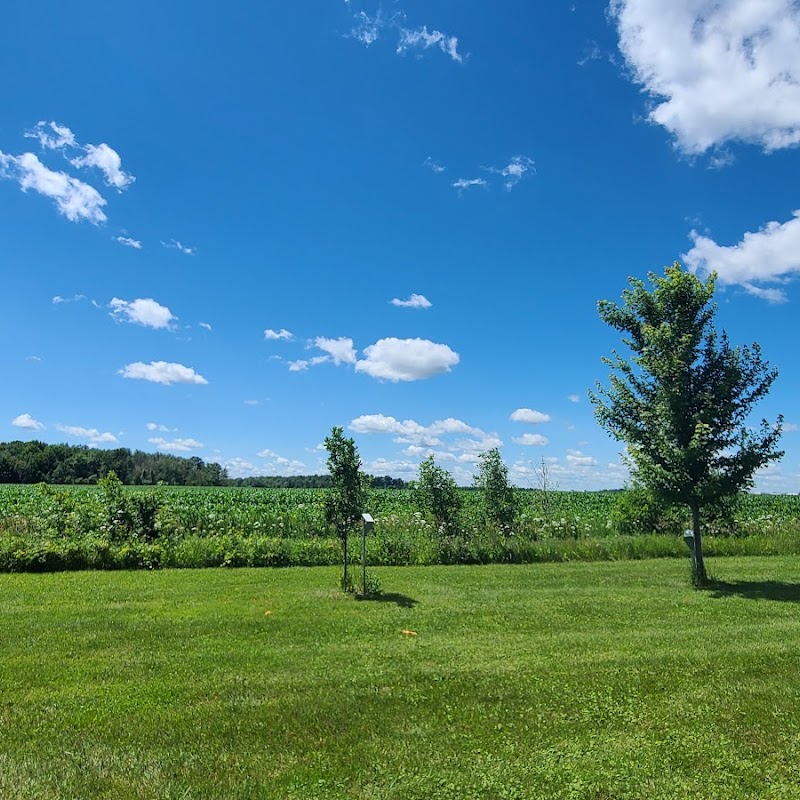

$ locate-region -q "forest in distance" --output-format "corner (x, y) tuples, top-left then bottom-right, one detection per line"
(0, 440), (408, 488)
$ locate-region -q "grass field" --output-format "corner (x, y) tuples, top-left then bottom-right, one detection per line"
(2, 558), (800, 799)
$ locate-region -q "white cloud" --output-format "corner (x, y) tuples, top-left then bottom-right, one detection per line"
(455, 435), (504, 454)
(199, 322), (212, 331)
(118, 361), (208, 385)
(348, 10), (464, 63)
(568, 394), (580, 403)
(70, 143), (135, 191)
(351, 414), (500, 465)
(397, 25), (464, 63)
(453, 177), (487, 192)
(222, 457), (259, 478)
(351, 414), (481, 441)
(264, 328), (294, 340)
(52, 294), (86, 304)
(513, 433), (550, 447)
(288, 355), (331, 372)
(423, 156), (445, 173)
(356, 337), (459, 381)
(244, 399), (259, 406)
(115, 236), (142, 249)
(56, 424), (118, 443)
(350, 10), (383, 46)
(487, 155), (535, 190)
(148, 437), (203, 453)
(24, 121), (76, 150)
(255, 448), (306, 475)
(683, 211), (800, 301)
(390, 293), (432, 309)
(109, 297), (176, 329)
(0, 150), (107, 223)
(566, 449), (597, 467)
(146, 422), (172, 432)
(161, 239), (195, 255)
(783, 422), (799, 432)
(510, 408), (551, 424)
(314, 336), (357, 365)
(12, 413), (45, 431)
(23, 120), (134, 190)
(611, 0), (800, 153)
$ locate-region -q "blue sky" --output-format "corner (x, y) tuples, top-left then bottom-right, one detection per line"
(2, 0), (798, 490)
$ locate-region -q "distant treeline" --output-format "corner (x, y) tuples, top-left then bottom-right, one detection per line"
(0, 441), (228, 485)
(0, 441), (409, 488)
(226, 475), (408, 489)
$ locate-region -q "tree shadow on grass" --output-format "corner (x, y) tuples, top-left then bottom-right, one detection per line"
(355, 592), (418, 608)
(705, 580), (800, 603)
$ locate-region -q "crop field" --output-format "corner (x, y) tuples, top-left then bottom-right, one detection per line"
(1, 484), (799, 572)
(2, 557), (800, 799)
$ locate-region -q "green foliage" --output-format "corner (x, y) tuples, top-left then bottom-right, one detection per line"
(2, 484), (800, 572)
(0, 439), (227, 485)
(474, 447), (518, 535)
(324, 426), (367, 589)
(414, 455), (462, 536)
(591, 262), (784, 584)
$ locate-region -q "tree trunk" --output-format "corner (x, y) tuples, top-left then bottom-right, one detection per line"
(691, 502), (708, 586)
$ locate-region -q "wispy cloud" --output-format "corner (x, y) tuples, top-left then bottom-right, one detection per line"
(115, 236), (142, 249)
(52, 294), (87, 305)
(119, 361), (208, 385)
(25, 121), (135, 189)
(347, 7), (464, 63)
(452, 177), (487, 193)
(423, 156), (445, 173)
(55, 424), (118, 444)
(264, 328), (294, 341)
(1, 121), (135, 224)
(486, 155), (535, 190)
(288, 355), (330, 372)
(397, 25), (463, 63)
(390, 293), (432, 309)
(513, 433), (549, 447)
(70, 143), (135, 191)
(148, 437), (203, 453)
(146, 422), (173, 432)
(0, 151), (107, 223)
(161, 239), (195, 255)
(350, 10), (384, 46)
(109, 297), (176, 329)
(199, 322), (212, 331)
(24, 121), (76, 150)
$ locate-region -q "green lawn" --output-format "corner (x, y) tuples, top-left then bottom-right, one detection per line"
(2, 558), (800, 799)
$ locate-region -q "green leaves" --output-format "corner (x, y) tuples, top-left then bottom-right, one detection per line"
(591, 262), (784, 584)
(474, 448), (517, 536)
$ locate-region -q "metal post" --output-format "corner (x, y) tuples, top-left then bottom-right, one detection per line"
(361, 513), (374, 595)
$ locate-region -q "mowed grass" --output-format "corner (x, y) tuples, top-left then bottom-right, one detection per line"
(2, 559), (800, 799)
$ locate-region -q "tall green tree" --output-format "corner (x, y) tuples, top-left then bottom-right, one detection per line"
(414, 455), (462, 537)
(590, 262), (783, 585)
(474, 448), (517, 535)
(324, 426), (367, 590)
